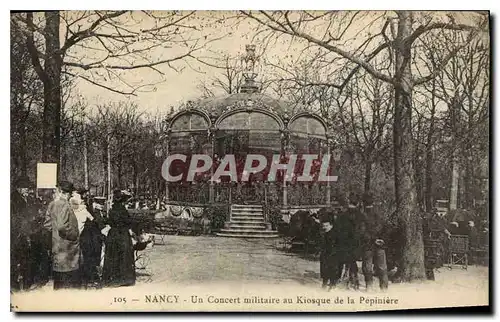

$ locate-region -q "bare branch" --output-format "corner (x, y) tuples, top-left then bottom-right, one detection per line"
(242, 11), (394, 84)
(60, 11), (128, 53)
(406, 18), (488, 46)
(64, 71), (137, 96)
(23, 13), (48, 84)
(414, 30), (479, 86)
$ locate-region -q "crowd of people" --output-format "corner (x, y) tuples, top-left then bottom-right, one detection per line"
(313, 192), (489, 291)
(315, 193), (390, 291)
(10, 177), (151, 291)
(11, 174), (488, 293)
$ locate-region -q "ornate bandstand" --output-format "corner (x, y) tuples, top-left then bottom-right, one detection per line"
(161, 45), (338, 237)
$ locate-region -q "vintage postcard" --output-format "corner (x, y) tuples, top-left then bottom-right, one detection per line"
(10, 10), (490, 312)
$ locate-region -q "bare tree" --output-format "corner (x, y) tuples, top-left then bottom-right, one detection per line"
(420, 33), (489, 210)
(242, 10), (488, 280)
(339, 71), (392, 194)
(412, 75), (441, 212)
(10, 19), (43, 180)
(12, 10), (225, 164)
(197, 54), (244, 98)
(266, 57), (339, 116)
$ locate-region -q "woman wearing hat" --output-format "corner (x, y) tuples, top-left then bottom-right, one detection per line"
(102, 190), (136, 287)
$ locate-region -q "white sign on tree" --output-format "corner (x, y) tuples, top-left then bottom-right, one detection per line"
(36, 163), (58, 189)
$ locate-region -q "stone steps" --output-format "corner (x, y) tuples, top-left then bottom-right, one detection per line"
(231, 216), (265, 221)
(219, 229), (278, 235)
(215, 233), (280, 238)
(231, 210), (263, 215)
(231, 204), (262, 208)
(231, 213), (264, 218)
(226, 224), (267, 230)
(216, 204), (278, 239)
(227, 220), (265, 224)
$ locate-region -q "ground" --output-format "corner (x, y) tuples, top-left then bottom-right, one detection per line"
(11, 235), (489, 312)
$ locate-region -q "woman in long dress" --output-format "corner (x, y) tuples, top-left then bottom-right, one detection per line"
(72, 191), (105, 288)
(102, 190), (136, 287)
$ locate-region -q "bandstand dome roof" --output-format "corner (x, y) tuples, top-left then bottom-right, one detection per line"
(167, 45), (330, 140)
(193, 92), (306, 117)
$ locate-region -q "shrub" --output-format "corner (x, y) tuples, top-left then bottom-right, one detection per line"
(265, 203), (282, 231)
(204, 205), (229, 231)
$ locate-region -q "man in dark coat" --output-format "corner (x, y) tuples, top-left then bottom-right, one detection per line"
(422, 209), (451, 280)
(318, 210), (340, 290)
(334, 193), (361, 290)
(29, 195), (51, 287)
(359, 193), (389, 290)
(466, 221), (479, 265)
(44, 181), (81, 289)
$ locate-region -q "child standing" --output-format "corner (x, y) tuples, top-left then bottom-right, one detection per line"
(319, 210), (340, 290)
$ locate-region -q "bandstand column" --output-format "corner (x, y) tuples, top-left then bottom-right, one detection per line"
(208, 120), (217, 203)
(326, 146), (331, 206)
(282, 179), (288, 207)
(326, 130), (334, 206)
(281, 114), (291, 208)
(164, 125), (171, 203)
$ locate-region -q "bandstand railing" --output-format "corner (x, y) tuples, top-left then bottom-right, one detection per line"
(169, 183), (210, 204)
(286, 183), (327, 206)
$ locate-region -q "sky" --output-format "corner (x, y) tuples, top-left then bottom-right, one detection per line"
(65, 11), (276, 113)
(59, 10), (488, 115)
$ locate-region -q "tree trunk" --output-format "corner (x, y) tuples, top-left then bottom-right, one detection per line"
(393, 11), (426, 281)
(102, 145), (107, 195)
(449, 97), (461, 210)
(463, 103), (475, 209)
(107, 137), (112, 198)
(414, 118), (425, 210)
(103, 135), (112, 199)
(83, 126), (89, 190)
(364, 159), (372, 194)
(18, 123), (28, 178)
(133, 164), (139, 196)
(464, 160), (473, 208)
(424, 145), (434, 211)
(59, 141), (65, 177)
(425, 78), (437, 212)
(414, 151), (424, 210)
(117, 156), (123, 188)
(449, 160), (460, 210)
(42, 12), (62, 166)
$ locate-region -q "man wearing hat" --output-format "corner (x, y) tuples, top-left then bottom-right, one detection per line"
(11, 176), (37, 290)
(334, 192), (361, 290)
(318, 209), (340, 290)
(359, 193), (389, 290)
(76, 188), (92, 214)
(77, 188), (105, 230)
(43, 181), (81, 289)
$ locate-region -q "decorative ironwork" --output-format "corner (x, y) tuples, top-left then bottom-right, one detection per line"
(240, 44), (260, 94)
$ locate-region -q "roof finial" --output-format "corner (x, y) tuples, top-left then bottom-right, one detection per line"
(240, 44), (260, 94)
